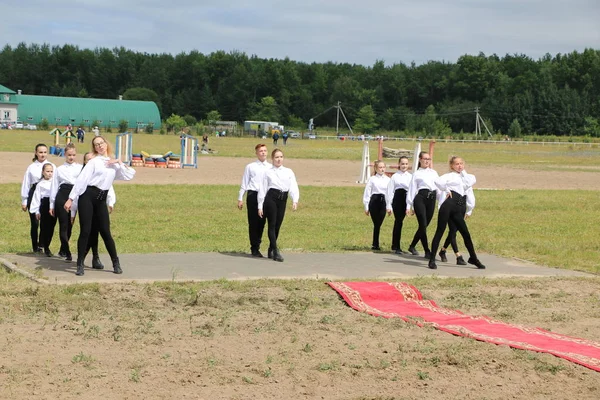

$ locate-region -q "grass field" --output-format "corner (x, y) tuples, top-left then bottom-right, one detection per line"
(2, 129), (600, 168)
(2, 132), (600, 398)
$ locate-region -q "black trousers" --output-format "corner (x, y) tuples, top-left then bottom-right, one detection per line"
(442, 202), (467, 253)
(55, 185), (74, 256)
(77, 187), (118, 262)
(39, 198), (56, 252)
(368, 194), (387, 248)
(263, 190), (288, 251)
(391, 189), (407, 250)
(27, 184), (42, 251)
(409, 190), (436, 252)
(246, 190), (266, 252)
(430, 193), (477, 261)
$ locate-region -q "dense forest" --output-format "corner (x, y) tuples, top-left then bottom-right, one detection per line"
(1, 43), (599, 136)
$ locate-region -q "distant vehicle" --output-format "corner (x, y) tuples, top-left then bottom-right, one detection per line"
(15, 121), (24, 129)
(24, 124), (37, 130)
(308, 133), (317, 139)
(287, 131), (301, 138)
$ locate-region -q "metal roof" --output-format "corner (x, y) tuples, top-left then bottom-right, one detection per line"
(15, 94), (161, 128)
(0, 84), (16, 94)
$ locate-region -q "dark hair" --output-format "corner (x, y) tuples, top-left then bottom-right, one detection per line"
(271, 148), (283, 158)
(417, 151), (429, 169)
(398, 156), (409, 163)
(82, 152), (92, 169)
(33, 143), (48, 162)
(41, 163), (53, 179)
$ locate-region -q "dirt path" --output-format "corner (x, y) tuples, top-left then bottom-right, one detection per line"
(2, 152), (599, 189)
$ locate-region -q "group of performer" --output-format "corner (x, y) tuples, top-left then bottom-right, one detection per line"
(22, 140), (483, 272)
(21, 137), (135, 276)
(362, 151), (486, 270)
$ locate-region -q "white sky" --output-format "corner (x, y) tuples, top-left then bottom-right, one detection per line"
(3, 0), (599, 65)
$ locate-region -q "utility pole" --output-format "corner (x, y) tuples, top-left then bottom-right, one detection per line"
(336, 101), (341, 135)
(474, 107), (492, 137)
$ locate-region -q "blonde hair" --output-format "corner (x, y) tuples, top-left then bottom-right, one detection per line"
(91, 136), (114, 157)
(373, 160), (385, 175)
(448, 155), (463, 171)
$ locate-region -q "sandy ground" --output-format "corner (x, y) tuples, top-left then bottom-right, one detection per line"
(2, 151), (599, 189)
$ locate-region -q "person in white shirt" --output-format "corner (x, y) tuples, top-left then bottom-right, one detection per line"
(21, 143), (55, 253)
(363, 160), (391, 251)
(238, 144), (272, 257)
(438, 187), (475, 265)
(406, 152), (439, 258)
(49, 143), (82, 261)
(428, 156), (485, 270)
(29, 164), (57, 257)
(64, 136), (135, 276)
(257, 149), (300, 262)
(386, 156), (412, 254)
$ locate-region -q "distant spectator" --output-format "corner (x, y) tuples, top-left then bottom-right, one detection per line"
(92, 126), (100, 136)
(272, 132), (279, 145)
(282, 131), (289, 145)
(76, 127), (85, 143)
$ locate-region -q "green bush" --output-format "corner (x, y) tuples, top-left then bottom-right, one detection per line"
(39, 118), (49, 130)
(118, 120), (129, 133)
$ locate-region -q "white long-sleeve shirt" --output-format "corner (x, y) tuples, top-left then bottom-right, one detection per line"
(362, 173), (391, 212)
(50, 162), (83, 209)
(21, 160), (55, 206)
(238, 159), (272, 201)
(29, 179), (53, 215)
(465, 187), (475, 216)
(406, 168), (439, 210)
(68, 156), (135, 202)
(386, 171), (412, 210)
(257, 165), (300, 211)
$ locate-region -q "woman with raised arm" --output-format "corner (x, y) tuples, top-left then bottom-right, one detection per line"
(406, 151), (439, 258)
(428, 156), (485, 270)
(64, 136), (135, 276)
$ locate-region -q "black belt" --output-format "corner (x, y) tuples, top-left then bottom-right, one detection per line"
(267, 188), (288, 201)
(450, 191), (467, 207)
(59, 183), (74, 192)
(418, 189), (436, 200)
(394, 189), (407, 194)
(371, 193), (385, 202)
(86, 186), (109, 201)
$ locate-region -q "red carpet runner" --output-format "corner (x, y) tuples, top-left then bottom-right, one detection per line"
(328, 281), (600, 372)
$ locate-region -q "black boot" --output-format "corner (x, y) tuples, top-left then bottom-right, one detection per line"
(112, 258), (123, 274)
(428, 257), (437, 269)
(439, 249), (448, 262)
(75, 259), (85, 276)
(468, 257), (486, 269)
(272, 248), (284, 262)
(92, 255), (104, 270)
(268, 248), (273, 259)
(456, 255), (467, 265)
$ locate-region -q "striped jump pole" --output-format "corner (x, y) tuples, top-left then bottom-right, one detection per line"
(115, 131), (133, 166)
(180, 134), (198, 168)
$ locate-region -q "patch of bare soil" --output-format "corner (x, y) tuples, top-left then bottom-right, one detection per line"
(2, 152), (599, 189)
(1, 277), (599, 399)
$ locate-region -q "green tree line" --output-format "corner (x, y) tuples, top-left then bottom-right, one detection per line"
(1, 43), (599, 136)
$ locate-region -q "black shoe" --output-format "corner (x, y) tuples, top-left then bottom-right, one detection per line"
(391, 246), (397, 251)
(428, 259), (438, 269)
(371, 246), (381, 251)
(45, 250), (53, 257)
(92, 256), (105, 270)
(251, 250), (264, 258)
(439, 250), (448, 262)
(456, 256), (467, 265)
(468, 257), (486, 269)
(65, 255), (72, 262)
(75, 260), (84, 276)
(35, 247), (44, 254)
(58, 251), (67, 258)
(112, 258), (123, 274)
(268, 248), (273, 259)
(408, 247), (419, 256)
(395, 249), (405, 255)
(272, 249), (284, 262)
(423, 251), (432, 259)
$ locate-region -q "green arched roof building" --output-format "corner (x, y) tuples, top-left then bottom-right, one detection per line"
(1, 84), (161, 129)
